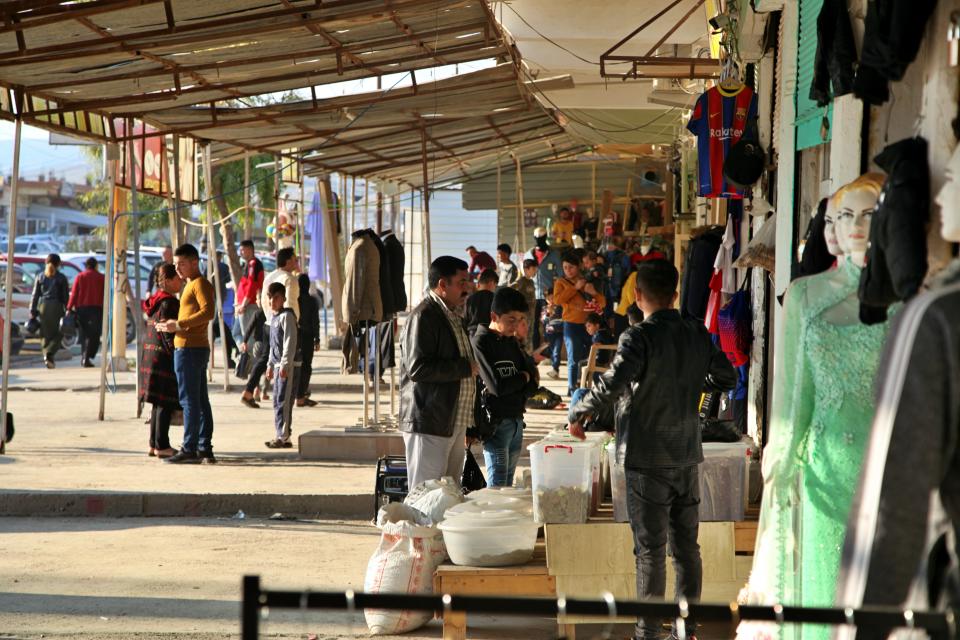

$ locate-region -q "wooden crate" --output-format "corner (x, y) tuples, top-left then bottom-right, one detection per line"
(433, 544), (577, 640)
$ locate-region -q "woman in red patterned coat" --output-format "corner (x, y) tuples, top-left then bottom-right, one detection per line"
(140, 263), (182, 458)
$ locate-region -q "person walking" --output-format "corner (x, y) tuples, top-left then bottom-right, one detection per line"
(567, 260), (737, 640)
(295, 273), (319, 408)
(471, 287), (539, 487)
(399, 256), (478, 490)
(234, 240), (264, 355)
(157, 244), (217, 464)
(553, 250), (605, 396)
(524, 227), (564, 348)
(66, 256), (105, 368)
(265, 282), (300, 448)
(29, 253), (69, 369)
(140, 262), (181, 459)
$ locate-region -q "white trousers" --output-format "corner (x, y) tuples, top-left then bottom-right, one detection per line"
(402, 422), (467, 491)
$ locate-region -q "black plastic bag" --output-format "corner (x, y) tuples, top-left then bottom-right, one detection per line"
(461, 445), (486, 495)
(59, 310), (77, 340)
(525, 386), (562, 410)
(467, 378), (496, 441)
(701, 419), (741, 443)
(234, 351), (251, 379)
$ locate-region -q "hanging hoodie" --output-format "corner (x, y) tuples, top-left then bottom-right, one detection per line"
(858, 137), (930, 324)
(810, 0), (857, 107)
(854, 0), (937, 105)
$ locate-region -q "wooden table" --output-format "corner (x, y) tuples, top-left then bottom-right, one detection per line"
(433, 544), (577, 640)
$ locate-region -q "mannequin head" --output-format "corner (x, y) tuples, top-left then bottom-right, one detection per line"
(934, 144), (960, 242)
(822, 197), (842, 257)
(829, 173), (884, 265)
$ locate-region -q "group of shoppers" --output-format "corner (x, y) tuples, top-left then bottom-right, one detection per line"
(401, 251), (738, 640)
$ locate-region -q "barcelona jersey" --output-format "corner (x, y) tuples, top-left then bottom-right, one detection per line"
(686, 85), (758, 198)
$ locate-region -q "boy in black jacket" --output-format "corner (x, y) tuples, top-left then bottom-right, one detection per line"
(471, 287), (539, 487)
(568, 260), (736, 640)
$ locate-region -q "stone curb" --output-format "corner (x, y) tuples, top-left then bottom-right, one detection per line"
(0, 491), (374, 519)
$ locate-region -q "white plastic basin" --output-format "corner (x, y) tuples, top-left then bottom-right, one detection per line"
(438, 509), (539, 567)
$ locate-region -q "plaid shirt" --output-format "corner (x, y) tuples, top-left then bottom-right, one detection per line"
(429, 291), (475, 436)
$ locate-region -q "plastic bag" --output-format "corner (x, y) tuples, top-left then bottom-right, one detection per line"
(734, 213), (776, 273)
(404, 477), (464, 523)
(461, 446), (486, 494)
(364, 503), (446, 635)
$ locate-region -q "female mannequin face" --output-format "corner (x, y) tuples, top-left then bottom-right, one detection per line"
(834, 186), (877, 260)
(823, 199), (842, 257)
(934, 145), (960, 242)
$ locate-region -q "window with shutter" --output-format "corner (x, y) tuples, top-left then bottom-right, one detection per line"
(795, 0), (833, 150)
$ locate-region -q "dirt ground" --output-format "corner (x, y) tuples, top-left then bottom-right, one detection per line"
(0, 517), (607, 639)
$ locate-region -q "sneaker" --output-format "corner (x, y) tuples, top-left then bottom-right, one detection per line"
(44, 358), (55, 369)
(264, 439), (285, 449)
(240, 395), (260, 409)
(164, 449), (200, 464)
(546, 368), (560, 380)
(81, 359), (94, 368)
(198, 449), (217, 464)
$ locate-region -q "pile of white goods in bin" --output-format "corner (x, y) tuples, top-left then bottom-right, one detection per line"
(528, 431), (611, 525)
(437, 487), (538, 567)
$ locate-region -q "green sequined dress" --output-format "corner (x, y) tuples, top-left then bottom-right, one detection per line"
(739, 258), (889, 640)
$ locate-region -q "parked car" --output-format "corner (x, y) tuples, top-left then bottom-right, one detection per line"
(12, 239), (60, 256)
(6, 255), (82, 287)
(0, 262), (35, 326)
(61, 253), (153, 298)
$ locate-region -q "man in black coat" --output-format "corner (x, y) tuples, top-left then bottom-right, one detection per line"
(399, 256), (478, 490)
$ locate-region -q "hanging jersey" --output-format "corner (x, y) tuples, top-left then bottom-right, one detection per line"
(687, 85), (758, 198)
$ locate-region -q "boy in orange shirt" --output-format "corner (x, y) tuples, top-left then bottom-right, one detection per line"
(552, 250), (605, 396)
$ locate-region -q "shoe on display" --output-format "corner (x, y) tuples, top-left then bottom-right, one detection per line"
(164, 449), (200, 464)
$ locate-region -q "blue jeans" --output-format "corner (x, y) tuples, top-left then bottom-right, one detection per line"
(545, 328), (563, 371)
(563, 321), (590, 396)
(482, 417), (524, 487)
(174, 347), (214, 452)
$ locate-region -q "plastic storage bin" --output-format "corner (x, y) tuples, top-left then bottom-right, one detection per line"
(438, 509), (539, 567)
(528, 440), (594, 524)
(542, 431), (606, 514)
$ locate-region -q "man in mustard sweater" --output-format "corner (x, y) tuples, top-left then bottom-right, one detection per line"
(156, 243), (217, 464)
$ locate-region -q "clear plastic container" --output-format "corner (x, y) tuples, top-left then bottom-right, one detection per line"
(438, 509), (539, 567)
(528, 440), (593, 524)
(607, 439), (628, 523)
(542, 431), (605, 514)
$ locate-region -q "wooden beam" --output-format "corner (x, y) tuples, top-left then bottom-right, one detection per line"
(0, 0), (164, 34)
(420, 126), (431, 264)
(22, 41), (501, 116)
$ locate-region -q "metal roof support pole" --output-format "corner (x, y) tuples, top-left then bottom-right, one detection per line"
(0, 112), (22, 452)
(127, 118), (144, 417)
(513, 153), (525, 254)
(420, 127), (431, 266)
(98, 147), (116, 421)
(274, 158), (281, 254)
(168, 134), (181, 247)
(202, 144), (230, 392)
(496, 154), (503, 245)
(363, 177), (369, 230)
(299, 167), (306, 261)
(243, 152), (251, 241)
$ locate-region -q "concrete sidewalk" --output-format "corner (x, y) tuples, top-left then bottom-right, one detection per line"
(0, 349), (572, 518)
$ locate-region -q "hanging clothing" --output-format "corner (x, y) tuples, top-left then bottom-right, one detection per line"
(854, 0), (937, 105)
(713, 215), (738, 295)
(679, 226), (724, 322)
(859, 137), (930, 324)
(307, 189), (327, 283)
(380, 231), (406, 314)
(836, 261), (960, 638)
(739, 258), (890, 640)
(342, 230), (382, 325)
(360, 229), (394, 320)
(810, 0), (857, 107)
(686, 85), (758, 198)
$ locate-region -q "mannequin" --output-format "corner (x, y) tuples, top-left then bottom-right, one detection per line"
(739, 174), (889, 640)
(835, 147), (960, 635)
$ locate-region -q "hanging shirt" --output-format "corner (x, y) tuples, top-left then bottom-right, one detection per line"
(686, 84), (758, 198)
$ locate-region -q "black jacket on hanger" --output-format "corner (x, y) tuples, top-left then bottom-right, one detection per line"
(798, 198), (835, 278)
(679, 226), (723, 322)
(837, 264), (960, 636)
(810, 0), (857, 107)
(859, 137), (930, 324)
(380, 231), (406, 314)
(854, 0), (937, 105)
